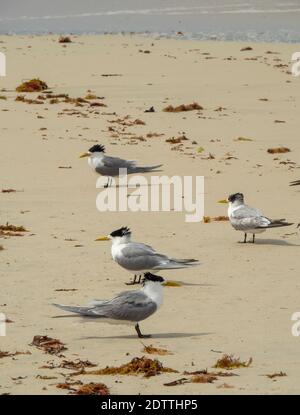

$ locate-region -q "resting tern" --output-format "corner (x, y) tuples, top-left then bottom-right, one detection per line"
(95, 227), (199, 284)
(53, 272), (164, 338)
(218, 192), (293, 243)
(80, 144), (162, 187)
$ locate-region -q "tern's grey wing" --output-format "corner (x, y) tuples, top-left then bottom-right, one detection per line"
(231, 205), (270, 230)
(231, 204), (263, 219)
(102, 155), (136, 169)
(118, 242), (170, 271)
(93, 290), (157, 322)
(95, 155), (136, 176)
(118, 242), (198, 271)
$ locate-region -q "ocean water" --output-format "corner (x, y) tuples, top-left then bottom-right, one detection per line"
(0, 0), (300, 43)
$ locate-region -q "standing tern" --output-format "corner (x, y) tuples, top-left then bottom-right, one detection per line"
(53, 272), (164, 338)
(80, 144), (162, 187)
(218, 192), (293, 243)
(95, 227), (199, 284)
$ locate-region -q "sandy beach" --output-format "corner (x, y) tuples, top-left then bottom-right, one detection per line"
(0, 34), (300, 394)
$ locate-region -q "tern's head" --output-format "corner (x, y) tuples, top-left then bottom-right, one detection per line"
(79, 144), (105, 159)
(218, 192), (244, 206)
(142, 272), (165, 286)
(95, 227), (132, 244)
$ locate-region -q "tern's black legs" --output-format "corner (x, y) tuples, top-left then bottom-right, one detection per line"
(125, 274), (142, 286)
(242, 233), (255, 243)
(104, 177), (113, 188)
(135, 323), (151, 339)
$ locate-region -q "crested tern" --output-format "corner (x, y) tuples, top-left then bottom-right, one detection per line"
(53, 272), (164, 338)
(95, 227), (199, 284)
(218, 192), (293, 243)
(80, 144), (162, 187)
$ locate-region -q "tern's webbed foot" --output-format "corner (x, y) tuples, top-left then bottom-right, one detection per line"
(139, 334), (152, 339)
(135, 323), (151, 339)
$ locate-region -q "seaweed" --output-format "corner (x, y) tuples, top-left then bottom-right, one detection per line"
(73, 382), (109, 395)
(163, 102), (203, 112)
(0, 223), (27, 232)
(166, 135), (188, 144)
(59, 36), (72, 43)
(267, 147), (290, 154)
(234, 137), (253, 142)
(141, 344), (173, 356)
(0, 350), (31, 359)
(15, 95), (44, 104)
(30, 335), (67, 356)
(16, 79), (48, 93)
(265, 371), (287, 379)
(203, 216), (229, 223)
(41, 358), (96, 370)
(80, 356), (178, 378)
(213, 354), (252, 370)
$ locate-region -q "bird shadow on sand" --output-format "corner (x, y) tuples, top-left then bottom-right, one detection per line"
(238, 239), (300, 247)
(79, 332), (211, 341)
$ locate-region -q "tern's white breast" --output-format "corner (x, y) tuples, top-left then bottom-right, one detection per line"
(142, 282), (163, 309)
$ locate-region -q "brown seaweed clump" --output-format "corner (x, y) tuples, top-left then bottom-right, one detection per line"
(163, 102), (203, 112)
(203, 216), (229, 223)
(82, 356), (178, 378)
(30, 335), (67, 356)
(0, 223), (28, 237)
(16, 79), (48, 93)
(166, 135), (188, 144)
(59, 36), (72, 43)
(41, 359), (96, 371)
(265, 371), (287, 379)
(213, 354), (252, 370)
(57, 381), (109, 395)
(142, 344), (173, 356)
(15, 95), (44, 104)
(267, 147), (290, 154)
(74, 383), (109, 395)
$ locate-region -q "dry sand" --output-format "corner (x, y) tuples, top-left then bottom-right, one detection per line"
(0, 34), (300, 394)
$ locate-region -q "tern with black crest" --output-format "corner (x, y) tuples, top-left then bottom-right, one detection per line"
(80, 144), (162, 187)
(218, 192), (293, 243)
(95, 227), (199, 284)
(53, 273), (164, 338)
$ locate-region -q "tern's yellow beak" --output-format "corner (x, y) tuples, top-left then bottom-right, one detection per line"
(163, 281), (182, 287)
(95, 236), (110, 241)
(218, 199), (228, 204)
(79, 152), (90, 159)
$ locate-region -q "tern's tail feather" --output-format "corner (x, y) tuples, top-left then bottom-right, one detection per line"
(131, 164), (163, 173)
(154, 259), (200, 270)
(53, 303), (101, 317)
(266, 221), (293, 228)
(290, 180), (300, 186)
(257, 219), (293, 229)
